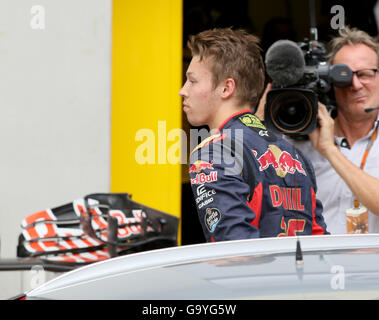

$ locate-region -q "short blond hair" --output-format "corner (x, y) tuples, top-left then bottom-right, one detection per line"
(187, 28), (265, 108)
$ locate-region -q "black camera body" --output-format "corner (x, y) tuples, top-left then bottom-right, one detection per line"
(265, 87), (318, 135)
(264, 39), (353, 135)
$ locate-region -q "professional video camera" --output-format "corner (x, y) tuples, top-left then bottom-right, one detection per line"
(263, 2), (353, 135)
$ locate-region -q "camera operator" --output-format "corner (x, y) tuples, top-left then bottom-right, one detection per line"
(258, 27), (379, 234)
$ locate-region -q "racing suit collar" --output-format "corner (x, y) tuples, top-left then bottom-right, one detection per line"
(218, 109), (252, 132)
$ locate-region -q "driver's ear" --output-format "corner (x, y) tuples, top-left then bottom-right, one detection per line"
(220, 78), (236, 99)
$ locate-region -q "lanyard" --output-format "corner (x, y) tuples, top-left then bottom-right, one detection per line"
(354, 121), (378, 208)
(360, 121), (378, 170)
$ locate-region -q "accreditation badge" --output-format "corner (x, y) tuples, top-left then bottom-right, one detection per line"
(345, 205), (368, 234)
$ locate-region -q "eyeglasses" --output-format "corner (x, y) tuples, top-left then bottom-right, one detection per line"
(351, 68), (379, 83)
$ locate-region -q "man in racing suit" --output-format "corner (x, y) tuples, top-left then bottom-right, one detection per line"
(179, 28), (328, 241)
(189, 110), (328, 241)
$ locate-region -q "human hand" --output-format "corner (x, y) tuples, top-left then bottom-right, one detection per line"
(308, 102), (337, 158)
(255, 82), (272, 121)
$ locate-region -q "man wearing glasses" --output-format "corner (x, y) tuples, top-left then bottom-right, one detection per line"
(289, 27), (379, 234)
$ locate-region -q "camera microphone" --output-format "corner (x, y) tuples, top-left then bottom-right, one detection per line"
(265, 40), (305, 87)
(365, 106), (379, 113)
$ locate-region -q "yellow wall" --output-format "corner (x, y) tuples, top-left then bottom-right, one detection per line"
(111, 1), (182, 228)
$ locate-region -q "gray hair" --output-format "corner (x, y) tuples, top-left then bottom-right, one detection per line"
(327, 26), (379, 65)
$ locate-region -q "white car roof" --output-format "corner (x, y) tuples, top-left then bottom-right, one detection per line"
(26, 234), (379, 299)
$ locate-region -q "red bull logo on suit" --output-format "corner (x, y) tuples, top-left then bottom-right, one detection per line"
(252, 144), (306, 178)
(188, 160), (214, 173)
(190, 171), (218, 185)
